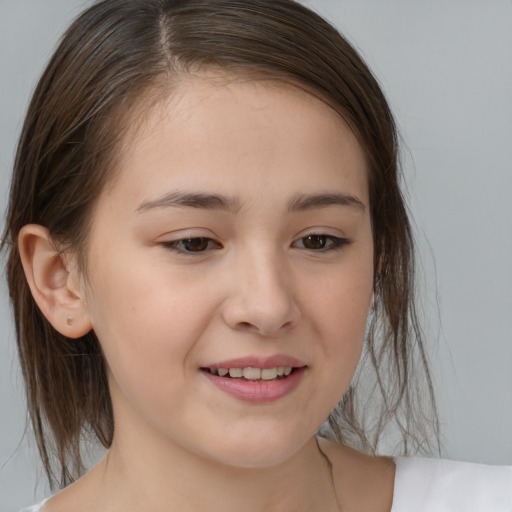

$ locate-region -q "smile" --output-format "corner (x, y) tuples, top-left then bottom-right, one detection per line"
(201, 365), (306, 403)
(206, 366), (294, 380)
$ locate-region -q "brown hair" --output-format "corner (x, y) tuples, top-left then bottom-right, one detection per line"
(2, 0), (439, 489)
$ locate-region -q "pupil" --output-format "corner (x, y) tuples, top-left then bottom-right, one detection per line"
(304, 235), (325, 249)
(184, 238), (208, 251)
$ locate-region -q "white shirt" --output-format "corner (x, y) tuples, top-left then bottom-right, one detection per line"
(391, 457), (512, 511)
(19, 458), (512, 512)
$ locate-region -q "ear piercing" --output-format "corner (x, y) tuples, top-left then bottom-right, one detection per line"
(67, 317), (74, 326)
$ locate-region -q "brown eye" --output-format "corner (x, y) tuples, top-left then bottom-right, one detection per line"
(302, 235), (328, 249)
(181, 237), (210, 252)
(160, 237), (221, 254)
(293, 234), (350, 252)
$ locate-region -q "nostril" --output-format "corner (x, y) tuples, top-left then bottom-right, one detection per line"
(234, 321), (261, 333)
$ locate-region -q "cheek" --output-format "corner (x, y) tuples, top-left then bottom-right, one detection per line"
(314, 255), (373, 335)
(84, 257), (217, 399)
(306, 252), (373, 389)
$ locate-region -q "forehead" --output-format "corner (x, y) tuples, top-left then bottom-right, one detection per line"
(105, 75), (369, 207)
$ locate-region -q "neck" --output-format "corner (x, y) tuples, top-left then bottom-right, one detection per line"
(90, 431), (341, 512)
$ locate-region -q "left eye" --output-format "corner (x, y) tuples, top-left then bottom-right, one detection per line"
(161, 237), (221, 253)
(292, 234), (349, 251)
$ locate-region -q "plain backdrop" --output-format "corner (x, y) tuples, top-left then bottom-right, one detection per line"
(1, 1), (511, 510)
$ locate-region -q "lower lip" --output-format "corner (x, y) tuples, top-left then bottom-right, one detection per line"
(201, 367), (306, 403)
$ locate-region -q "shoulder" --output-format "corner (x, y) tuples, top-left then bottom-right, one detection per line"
(392, 457), (512, 512)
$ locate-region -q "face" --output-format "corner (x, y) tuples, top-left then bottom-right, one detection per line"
(80, 76), (374, 468)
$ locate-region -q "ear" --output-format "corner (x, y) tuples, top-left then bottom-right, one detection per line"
(18, 224), (93, 338)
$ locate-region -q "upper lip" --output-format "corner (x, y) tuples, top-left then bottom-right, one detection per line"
(203, 355), (307, 370)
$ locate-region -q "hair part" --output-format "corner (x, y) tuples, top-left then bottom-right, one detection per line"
(2, 0), (439, 489)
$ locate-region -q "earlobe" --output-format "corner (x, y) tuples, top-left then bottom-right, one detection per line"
(18, 224), (92, 338)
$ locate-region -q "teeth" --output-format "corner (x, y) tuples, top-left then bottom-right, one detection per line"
(229, 368), (243, 378)
(243, 367), (261, 380)
(211, 366), (293, 379)
(261, 368), (278, 380)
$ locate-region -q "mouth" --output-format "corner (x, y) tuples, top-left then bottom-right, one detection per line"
(200, 360), (307, 402)
(201, 366), (297, 381)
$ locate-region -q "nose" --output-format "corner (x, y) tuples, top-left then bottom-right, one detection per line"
(221, 248), (301, 336)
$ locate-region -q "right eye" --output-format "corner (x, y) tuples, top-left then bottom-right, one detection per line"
(160, 237), (222, 254)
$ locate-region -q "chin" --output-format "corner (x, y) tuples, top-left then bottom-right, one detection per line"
(198, 426), (313, 469)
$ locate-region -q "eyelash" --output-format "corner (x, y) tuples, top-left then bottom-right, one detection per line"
(291, 234), (351, 252)
(159, 234), (351, 255)
(159, 238), (222, 254)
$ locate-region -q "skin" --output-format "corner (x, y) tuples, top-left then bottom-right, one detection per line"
(20, 76), (394, 511)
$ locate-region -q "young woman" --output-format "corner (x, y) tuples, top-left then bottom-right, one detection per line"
(2, 1), (511, 511)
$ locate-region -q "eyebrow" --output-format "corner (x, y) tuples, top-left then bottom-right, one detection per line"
(136, 190), (365, 214)
(136, 191), (242, 213)
(287, 192), (366, 213)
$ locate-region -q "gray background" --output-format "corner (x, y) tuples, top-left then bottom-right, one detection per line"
(1, 0), (511, 509)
